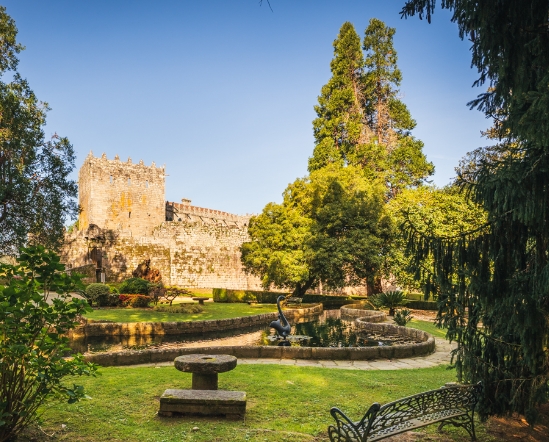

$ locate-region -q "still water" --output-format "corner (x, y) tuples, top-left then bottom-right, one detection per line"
(71, 309), (420, 354)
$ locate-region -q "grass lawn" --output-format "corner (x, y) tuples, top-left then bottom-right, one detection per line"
(30, 364), (496, 442)
(84, 303), (278, 323)
(407, 318), (448, 338)
(186, 288), (213, 298)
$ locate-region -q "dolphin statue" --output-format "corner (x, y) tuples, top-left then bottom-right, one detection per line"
(270, 295), (291, 340)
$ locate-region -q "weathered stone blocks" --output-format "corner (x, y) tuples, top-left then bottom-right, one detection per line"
(159, 389), (246, 419)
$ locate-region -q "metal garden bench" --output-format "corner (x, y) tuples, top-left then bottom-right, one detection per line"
(328, 382), (482, 441)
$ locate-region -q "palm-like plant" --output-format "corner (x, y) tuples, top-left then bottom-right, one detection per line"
(370, 290), (407, 316)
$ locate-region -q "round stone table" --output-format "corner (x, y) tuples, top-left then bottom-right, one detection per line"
(174, 354), (237, 390)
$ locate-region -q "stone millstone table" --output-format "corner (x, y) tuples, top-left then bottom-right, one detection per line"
(159, 354), (246, 419)
(175, 354), (236, 390)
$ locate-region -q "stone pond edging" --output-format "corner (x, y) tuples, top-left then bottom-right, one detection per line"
(340, 304), (387, 322)
(84, 337), (435, 366)
(81, 310), (435, 367)
(71, 303), (323, 339)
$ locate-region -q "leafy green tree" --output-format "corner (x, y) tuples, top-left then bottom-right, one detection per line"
(0, 246), (97, 441)
(401, 0), (549, 422)
(0, 6), (77, 255)
(242, 165), (393, 296)
(386, 185), (486, 295)
(309, 19), (433, 196)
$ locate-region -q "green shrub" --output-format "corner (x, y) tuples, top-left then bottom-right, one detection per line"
(107, 284), (119, 294)
(370, 290), (407, 316)
(228, 290), (246, 302)
(107, 293), (121, 307)
(128, 295), (151, 308)
(119, 277), (150, 294)
(393, 308), (413, 326)
(0, 246), (97, 441)
(153, 304), (203, 314)
(85, 283), (111, 306)
(118, 294), (151, 307)
(212, 288), (227, 302)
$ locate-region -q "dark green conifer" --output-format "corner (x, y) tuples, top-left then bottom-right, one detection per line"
(362, 18), (433, 195)
(309, 22), (370, 172)
(402, 0), (549, 423)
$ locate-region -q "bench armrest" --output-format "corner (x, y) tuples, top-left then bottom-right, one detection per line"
(329, 403), (381, 441)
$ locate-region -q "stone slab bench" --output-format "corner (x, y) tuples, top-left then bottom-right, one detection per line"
(328, 382), (482, 441)
(159, 389), (246, 420)
(192, 297), (209, 305)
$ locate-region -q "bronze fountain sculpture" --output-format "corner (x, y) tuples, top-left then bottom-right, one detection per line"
(270, 295), (292, 346)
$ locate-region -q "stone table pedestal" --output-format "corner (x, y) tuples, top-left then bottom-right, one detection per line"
(159, 354), (246, 419)
(174, 354), (236, 390)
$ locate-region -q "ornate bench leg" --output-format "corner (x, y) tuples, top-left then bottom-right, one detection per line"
(437, 415), (476, 441)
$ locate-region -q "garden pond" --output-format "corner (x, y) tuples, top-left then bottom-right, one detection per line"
(70, 309), (422, 354)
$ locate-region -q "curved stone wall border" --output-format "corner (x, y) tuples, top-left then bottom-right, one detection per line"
(355, 317), (435, 353)
(84, 331), (435, 367)
(340, 304), (386, 322)
(70, 303), (323, 339)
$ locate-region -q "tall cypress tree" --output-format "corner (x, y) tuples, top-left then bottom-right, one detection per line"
(309, 22), (371, 172)
(362, 18), (433, 195)
(309, 19), (433, 196)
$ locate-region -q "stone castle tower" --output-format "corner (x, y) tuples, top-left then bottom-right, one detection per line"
(78, 152), (165, 237)
(63, 152), (262, 290)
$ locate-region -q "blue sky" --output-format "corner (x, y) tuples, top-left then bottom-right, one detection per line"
(3, 0), (489, 215)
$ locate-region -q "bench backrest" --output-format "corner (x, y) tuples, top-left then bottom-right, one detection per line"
(367, 383), (481, 435)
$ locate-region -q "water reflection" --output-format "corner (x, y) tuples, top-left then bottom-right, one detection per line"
(71, 310), (420, 354)
(70, 324), (268, 354)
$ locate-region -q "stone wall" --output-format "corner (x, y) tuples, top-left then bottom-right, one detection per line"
(63, 221), (262, 288)
(340, 305), (387, 322)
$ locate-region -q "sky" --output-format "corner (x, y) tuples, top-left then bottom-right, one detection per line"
(3, 0), (490, 215)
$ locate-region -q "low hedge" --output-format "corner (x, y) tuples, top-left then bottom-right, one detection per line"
(407, 300), (438, 311)
(212, 290), (373, 306)
(302, 294), (370, 308)
(212, 289), (287, 303)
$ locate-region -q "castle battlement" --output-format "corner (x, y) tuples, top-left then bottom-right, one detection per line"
(166, 201), (250, 227)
